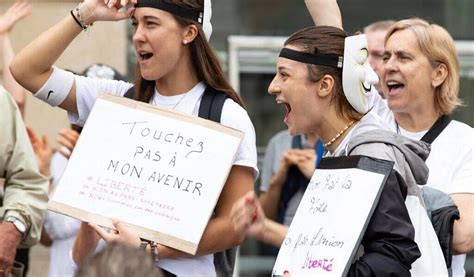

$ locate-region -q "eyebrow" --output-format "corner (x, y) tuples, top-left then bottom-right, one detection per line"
(383, 50), (411, 57)
(130, 15), (161, 22)
(277, 65), (291, 72)
(143, 15), (160, 21)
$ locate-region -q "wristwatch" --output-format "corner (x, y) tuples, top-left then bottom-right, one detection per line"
(4, 216), (26, 239)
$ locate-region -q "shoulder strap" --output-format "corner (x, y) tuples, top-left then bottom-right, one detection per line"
(198, 87), (228, 123)
(124, 85), (228, 123)
(420, 115), (451, 144)
(291, 135), (303, 149)
(124, 86), (136, 100)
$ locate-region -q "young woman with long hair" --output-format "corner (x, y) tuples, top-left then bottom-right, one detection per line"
(10, 0), (257, 275)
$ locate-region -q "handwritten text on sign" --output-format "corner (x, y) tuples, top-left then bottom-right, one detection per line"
(48, 93), (243, 254)
(273, 166), (386, 276)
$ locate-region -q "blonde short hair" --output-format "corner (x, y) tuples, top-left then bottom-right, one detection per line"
(385, 18), (462, 115)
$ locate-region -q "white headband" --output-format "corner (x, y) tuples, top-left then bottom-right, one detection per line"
(135, 0), (212, 41)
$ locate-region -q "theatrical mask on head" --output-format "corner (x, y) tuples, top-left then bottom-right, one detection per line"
(342, 34), (379, 113)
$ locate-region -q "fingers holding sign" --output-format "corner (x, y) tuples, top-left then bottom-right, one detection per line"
(89, 219), (141, 249)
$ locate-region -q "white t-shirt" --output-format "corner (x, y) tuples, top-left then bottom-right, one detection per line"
(68, 75), (259, 276)
(369, 88), (473, 276)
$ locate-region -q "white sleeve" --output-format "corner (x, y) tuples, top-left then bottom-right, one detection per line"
(368, 87), (395, 125)
(220, 99), (259, 179)
(447, 128), (474, 194)
(68, 76), (134, 126)
(43, 211), (81, 240)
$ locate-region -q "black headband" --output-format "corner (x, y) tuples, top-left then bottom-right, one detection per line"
(279, 48), (343, 69)
(135, 0), (203, 23)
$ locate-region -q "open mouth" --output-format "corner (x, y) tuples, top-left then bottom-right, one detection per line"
(276, 99), (292, 124)
(386, 80), (405, 94)
(138, 51), (154, 61)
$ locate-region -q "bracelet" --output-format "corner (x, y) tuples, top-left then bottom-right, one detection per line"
(71, 3), (93, 31)
(70, 10), (83, 29)
(149, 241), (160, 263)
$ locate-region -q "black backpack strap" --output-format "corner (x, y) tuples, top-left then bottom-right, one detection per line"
(123, 86), (136, 100)
(126, 85), (228, 123)
(291, 135), (303, 149)
(198, 88), (228, 123)
(200, 90), (233, 276)
(420, 115), (451, 144)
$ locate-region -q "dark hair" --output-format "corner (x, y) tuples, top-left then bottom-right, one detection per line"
(75, 242), (163, 277)
(132, 0), (244, 108)
(71, 124), (83, 134)
(284, 26), (363, 122)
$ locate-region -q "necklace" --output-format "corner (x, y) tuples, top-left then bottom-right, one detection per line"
(323, 120), (356, 148)
(171, 92), (188, 110)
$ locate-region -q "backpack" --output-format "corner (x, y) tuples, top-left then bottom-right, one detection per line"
(416, 115), (459, 271)
(348, 116), (459, 274)
(124, 86), (237, 277)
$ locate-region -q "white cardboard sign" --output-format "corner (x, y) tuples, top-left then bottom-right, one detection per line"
(273, 156), (393, 276)
(48, 93), (243, 254)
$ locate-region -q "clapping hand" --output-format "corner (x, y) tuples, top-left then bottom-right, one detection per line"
(26, 126), (52, 176)
(230, 191), (266, 240)
(287, 149), (317, 179)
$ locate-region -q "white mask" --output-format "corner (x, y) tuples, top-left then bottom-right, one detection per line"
(342, 34), (379, 113)
(203, 0), (213, 41)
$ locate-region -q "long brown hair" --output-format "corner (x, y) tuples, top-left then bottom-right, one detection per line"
(285, 26), (363, 122)
(132, 0), (244, 108)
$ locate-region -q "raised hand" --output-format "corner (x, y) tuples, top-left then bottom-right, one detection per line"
(0, 1), (32, 34)
(78, 0), (137, 24)
(26, 126), (52, 176)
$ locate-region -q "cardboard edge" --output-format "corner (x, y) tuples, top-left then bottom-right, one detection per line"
(47, 200), (198, 255)
(97, 92), (244, 139)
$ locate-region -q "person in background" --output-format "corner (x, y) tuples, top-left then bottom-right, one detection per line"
(0, 3), (37, 273)
(363, 20), (395, 93)
(0, 0), (32, 116)
(0, 86), (48, 277)
(31, 125), (81, 277)
(257, 131), (322, 257)
(260, 131), (322, 226)
(376, 18), (473, 276)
